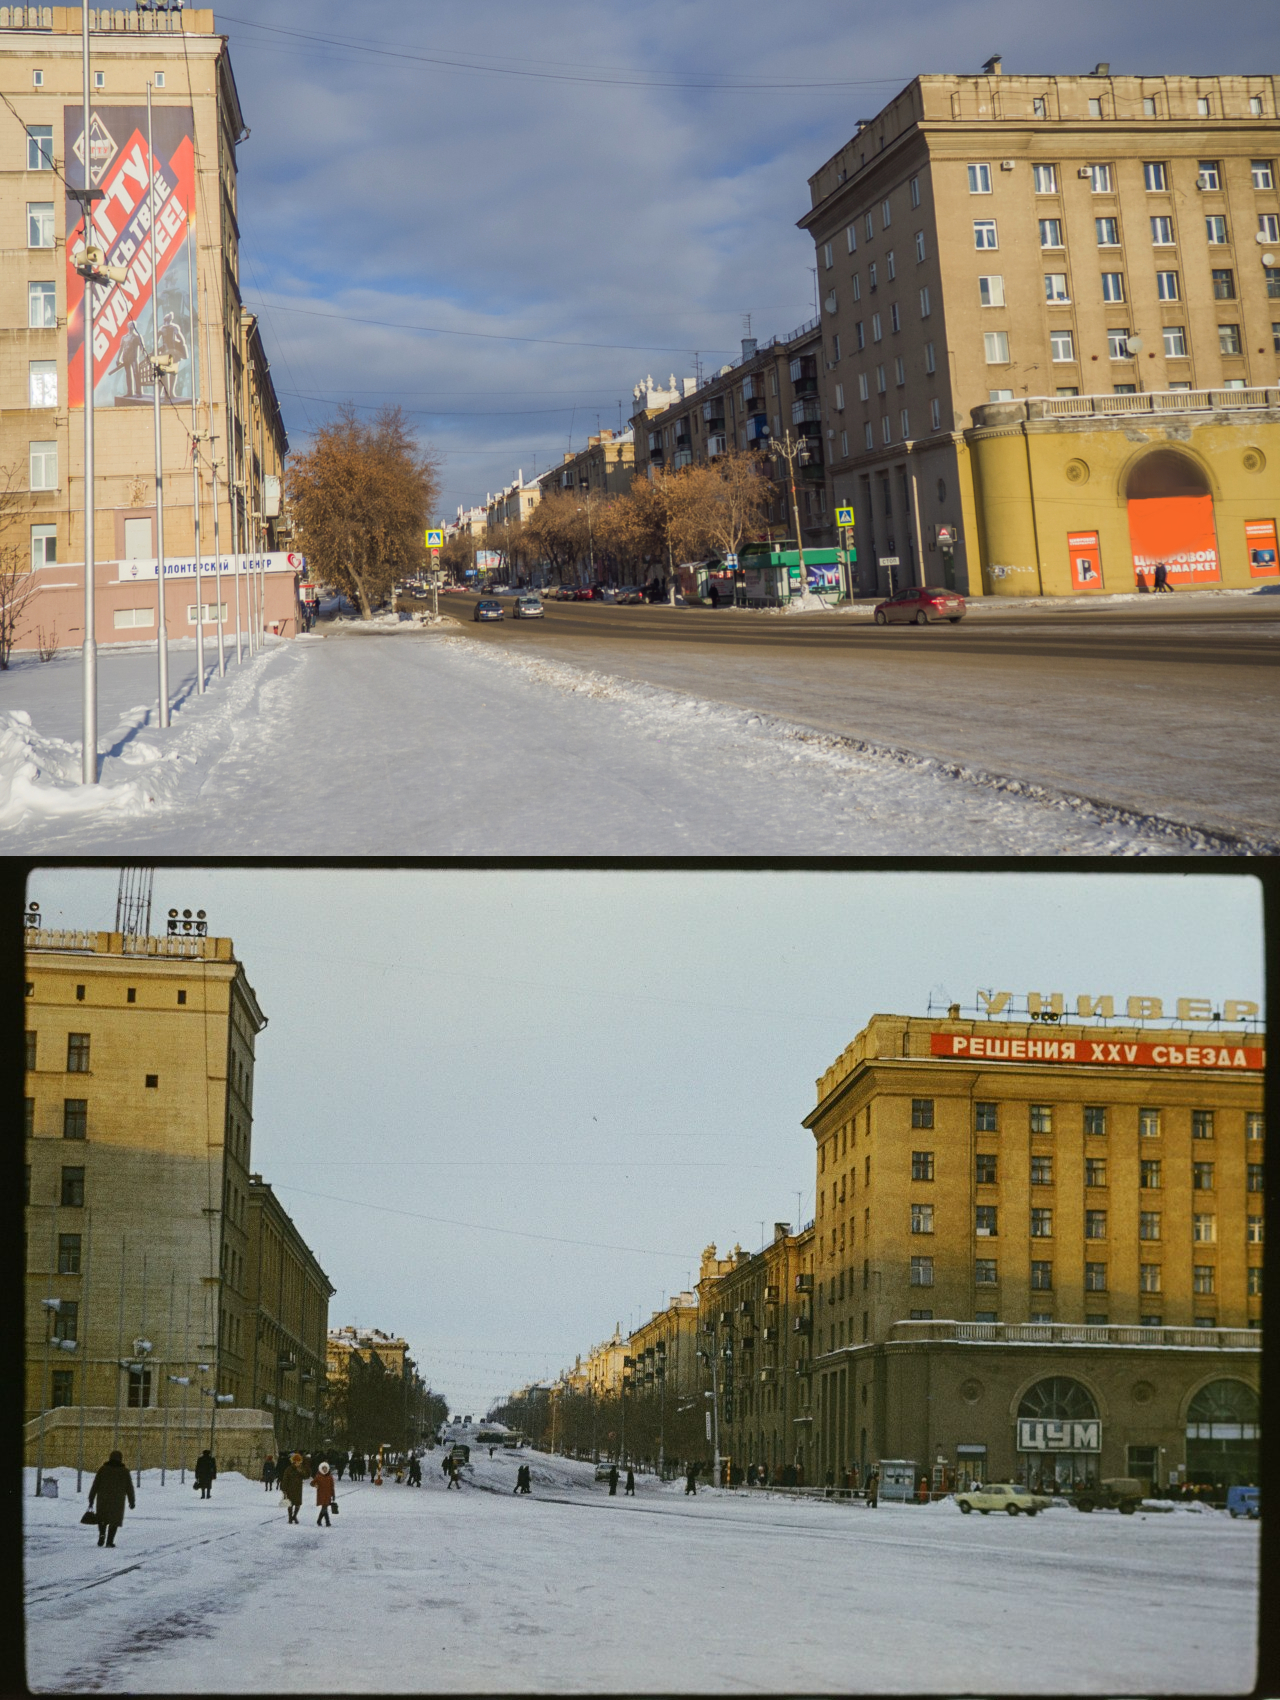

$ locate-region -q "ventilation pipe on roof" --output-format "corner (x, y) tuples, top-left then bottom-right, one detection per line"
(1094, 62), (1110, 75)
(982, 54), (1003, 76)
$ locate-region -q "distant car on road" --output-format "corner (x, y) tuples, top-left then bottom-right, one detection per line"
(574, 585), (602, 601)
(874, 586), (966, 626)
(614, 586), (645, 604)
(472, 600), (505, 622)
(1227, 1485), (1260, 1519)
(555, 585), (578, 601)
(1072, 1477), (1146, 1515)
(954, 1482), (1052, 1516)
(512, 596), (544, 619)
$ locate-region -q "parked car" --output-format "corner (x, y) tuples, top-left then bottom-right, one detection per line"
(1227, 1485), (1260, 1519)
(614, 585), (645, 604)
(874, 586), (967, 626)
(556, 585), (579, 601)
(1072, 1477), (1145, 1515)
(594, 1462), (618, 1482)
(472, 600), (505, 622)
(512, 596), (544, 619)
(574, 585), (601, 600)
(954, 1482), (1052, 1516)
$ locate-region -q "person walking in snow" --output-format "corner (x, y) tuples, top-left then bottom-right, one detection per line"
(262, 1455), (276, 1491)
(625, 1468), (635, 1496)
(312, 1460), (337, 1527)
(1154, 561), (1172, 592)
(866, 1469), (879, 1509)
(280, 1453), (305, 1524)
(445, 1455), (463, 1490)
(194, 1449), (217, 1499)
(88, 1449), (135, 1548)
(607, 1464), (619, 1496)
(684, 1462), (698, 1496)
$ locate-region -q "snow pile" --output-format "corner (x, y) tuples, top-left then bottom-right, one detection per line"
(0, 708), (153, 825)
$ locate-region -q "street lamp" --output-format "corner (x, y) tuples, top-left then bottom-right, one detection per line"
(163, 1374), (190, 1486)
(202, 1385), (234, 1455)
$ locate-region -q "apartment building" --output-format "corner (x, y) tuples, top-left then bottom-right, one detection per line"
(23, 909), (331, 1471)
(540, 428), (634, 499)
(246, 1179), (332, 1456)
(485, 469), (542, 529)
(801, 1008), (1263, 1491)
(629, 324), (834, 551)
(1, 5), (294, 650)
(799, 66), (1280, 595)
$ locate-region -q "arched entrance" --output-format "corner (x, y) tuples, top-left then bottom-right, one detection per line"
(1185, 1380), (1259, 1489)
(1016, 1376), (1100, 1492)
(1126, 448), (1220, 587)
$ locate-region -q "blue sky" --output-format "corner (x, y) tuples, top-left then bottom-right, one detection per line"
(216, 0), (1279, 518)
(28, 868), (1265, 1416)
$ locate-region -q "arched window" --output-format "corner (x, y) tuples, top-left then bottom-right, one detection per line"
(1186, 1379), (1259, 1437)
(1018, 1377), (1098, 1421)
(1126, 448), (1211, 501)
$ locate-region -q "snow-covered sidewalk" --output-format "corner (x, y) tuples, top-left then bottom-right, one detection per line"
(0, 631), (1271, 852)
(22, 1458), (1259, 1693)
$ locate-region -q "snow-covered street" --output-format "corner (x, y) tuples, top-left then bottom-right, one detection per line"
(23, 1455), (1258, 1693)
(0, 626), (1269, 853)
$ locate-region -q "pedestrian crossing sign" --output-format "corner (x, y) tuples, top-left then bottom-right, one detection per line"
(835, 506), (854, 528)
(425, 529), (444, 548)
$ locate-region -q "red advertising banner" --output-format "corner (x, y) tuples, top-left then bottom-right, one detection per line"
(930, 1032), (1262, 1070)
(64, 105), (196, 409)
(1066, 530), (1102, 592)
(1127, 493), (1221, 584)
(1245, 519), (1279, 578)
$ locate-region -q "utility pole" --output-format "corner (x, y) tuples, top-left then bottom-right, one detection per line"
(770, 430), (810, 597)
(223, 326), (244, 663)
(146, 82), (171, 726)
(203, 287), (225, 676)
(185, 210), (205, 693)
(74, 3), (99, 783)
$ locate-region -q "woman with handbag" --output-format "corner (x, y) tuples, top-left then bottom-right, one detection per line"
(87, 1450), (135, 1548)
(311, 1460), (337, 1527)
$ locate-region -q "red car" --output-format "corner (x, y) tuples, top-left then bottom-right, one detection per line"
(574, 585), (602, 601)
(874, 585), (966, 625)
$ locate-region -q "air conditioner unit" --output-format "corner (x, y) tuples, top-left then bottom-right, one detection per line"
(1077, 166), (1092, 178)
(1000, 159), (1015, 170)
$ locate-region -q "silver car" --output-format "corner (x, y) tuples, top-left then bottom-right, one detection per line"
(513, 597), (544, 619)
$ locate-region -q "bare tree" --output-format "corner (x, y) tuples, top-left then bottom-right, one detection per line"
(0, 464), (38, 668)
(286, 406), (440, 619)
(686, 450), (774, 564)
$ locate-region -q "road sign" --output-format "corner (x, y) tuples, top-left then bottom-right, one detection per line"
(724, 552), (738, 568)
(835, 506), (854, 528)
(936, 523), (957, 545)
(880, 556), (900, 566)
(425, 528), (444, 549)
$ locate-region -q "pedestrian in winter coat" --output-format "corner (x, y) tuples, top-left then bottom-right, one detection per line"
(1154, 561), (1172, 592)
(446, 1456), (463, 1489)
(866, 1469), (879, 1509)
(408, 1456), (422, 1486)
(625, 1469), (635, 1496)
(194, 1450), (217, 1498)
(312, 1460), (337, 1527)
(88, 1449), (135, 1547)
(918, 1475), (930, 1504)
(684, 1463), (698, 1496)
(280, 1454), (305, 1524)
(607, 1464), (619, 1496)
(335, 1452), (348, 1481)
(262, 1456), (276, 1491)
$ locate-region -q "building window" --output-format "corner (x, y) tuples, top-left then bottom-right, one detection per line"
(1192, 1265), (1215, 1295)
(1030, 1155), (1053, 1186)
(881, 416), (891, 444)
(1050, 329), (1075, 362)
(57, 1233), (82, 1274)
(978, 274), (1004, 307)
(1205, 215), (1228, 245)
(67, 1033), (90, 1072)
(974, 219), (998, 249)
(1192, 1213), (1217, 1244)
(1038, 218), (1064, 249)
(177, 990), (187, 1005)
(1189, 1109), (1215, 1141)
(1253, 159), (1276, 190)
(858, 372), (869, 401)
(29, 279), (56, 328)
(30, 361), (57, 407)
(919, 286), (931, 317)
(1197, 159), (1221, 191)
(30, 522), (57, 573)
(876, 364), (887, 394)
(24, 1097), (34, 1136)
(60, 1166), (85, 1208)
(1083, 1106), (1107, 1137)
(1030, 1261), (1053, 1291)
(1139, 1211), (1161, 1240)
(1096, 217), (1121, 246)
(1085, 1210), (1107, 1240)
(1135, 1263), (1162, 1295)
(1100, 273), (1126, 305)
(909, 1256), (933, 1287)
(1163, 326), (1188, 358)
(834, 383), (845, 412)
(846, 222), (857, 253)
(52, 1299), (78, 1341)
(840, 428), (849, 456)
(1140, 1159), (1162, 1189)
(909, 1098), (935, 1130)
(1143, 161), (1167, 191)
(1085, 1158), (1107, 1187)
(886, 249), (896, 281)
(1248, 1266), (1263, 1297)
(911, 1150), (934, 1181)
(1041, 272), (1068, 304)
(1088, 97), (1103, 119)
(914, 230), (926, 262)
(1030, 1208), (1053, 1238)
(1208, 268), (1237, 302)
(25, 1030), (37, 1071)
(823, 241), (833, 269)
(929, 397), (941, 431)
(1139, 1107), (1161, 1138)
(1247, 1215), (1263, 1244)
(1084, 1262), (1107, 1292)
(968, 163), (991, 194)
(29, 439), (58, 492)
(911, 1203), (934, 1235)
(881, 197), (892, 227)
(63, 1098), (87, 1140)
(127, 1367), (152, 1408)
(864, 423), (874, 450)
(865, 212), (874, 239)
(890, 302), (900, 332)
(975, 1259), (998, 1285)
(27, 123), (54, 170)
(1192, 1162), (1215, 1191)
(1247, 1163), (1264, 1192)
(1250, 96), (1264, 115)
(1033, 97), (1047, 118)
(909, 1309), (933, 1322)
(1246, 1113), (1264, 1141)
(1143, 97), (1157, 117)
(1032, 163), (1057, 193)
(1156, 271), (1180, 302)
(976, 1152), (997, 1185)
(872, 313), (882, 342)
(975, 1102), (997, 1133)
(1218, 323), (1242, 356)
(1088, 163), (1112, 192)
(984, 330), (1009, 363)
(910, 175), (920, 207)
(833, 333), (842, 359)
(975, 1205), (998, 1237)
(51, 1369), (74, 1408)
(28, 201), (55, 247)
(1030, 1105), (1052, 1134)
(855, 321), (865, 350)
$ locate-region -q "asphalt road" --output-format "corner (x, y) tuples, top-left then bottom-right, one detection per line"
(414, 591), (1280, 845)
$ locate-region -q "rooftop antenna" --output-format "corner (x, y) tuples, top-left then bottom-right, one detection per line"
(115, 867), (154, 938)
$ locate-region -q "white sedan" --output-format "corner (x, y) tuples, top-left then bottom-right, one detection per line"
(953, 1482), (1052, 1516)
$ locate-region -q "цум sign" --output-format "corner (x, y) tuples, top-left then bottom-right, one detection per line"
(1017, 1419), (1100, 1453)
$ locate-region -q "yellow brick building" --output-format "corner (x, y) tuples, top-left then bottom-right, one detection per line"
(23, 910), (331, 1471)
(801, 1009), (1263, 1491)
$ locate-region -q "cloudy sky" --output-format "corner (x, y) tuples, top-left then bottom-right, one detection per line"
(27, 868), (1264, 1417)
(217, 0), (1278, 520)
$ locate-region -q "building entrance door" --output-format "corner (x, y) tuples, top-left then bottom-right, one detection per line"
(1126, 449), (1220, 587)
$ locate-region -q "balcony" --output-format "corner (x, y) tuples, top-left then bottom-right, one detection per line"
(791, 397), (822, 425)
(791, 375), (819, 398)
(793, 1315), (813, 1334)
(745, 416), (772, 444)
(885, 1318), (1260, 1351)
(795, 1273), (813, 1293)
(972, 387), (1280, 430)
(706, 434), (727, 457)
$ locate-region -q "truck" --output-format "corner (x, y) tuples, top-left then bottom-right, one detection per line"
(1072, 1476), (1145, 1514)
